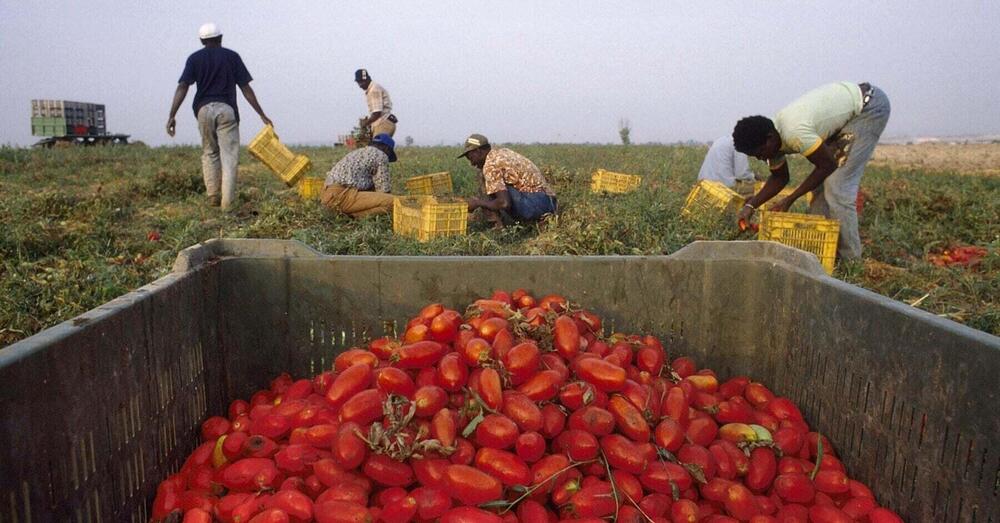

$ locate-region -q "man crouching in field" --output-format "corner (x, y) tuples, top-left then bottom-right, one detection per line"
(166, 23), (272, 209)
(321, 134), (397, 218)
(458, 134), (558, 229)
(733, 82), (890, 260)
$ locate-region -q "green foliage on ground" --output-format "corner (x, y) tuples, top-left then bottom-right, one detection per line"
(0, 143), (997, 345)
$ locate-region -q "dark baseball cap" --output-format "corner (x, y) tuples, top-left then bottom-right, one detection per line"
(355, 69), (370, 82)
(372, 133), (397, 162)
(457, 133), (490, 158)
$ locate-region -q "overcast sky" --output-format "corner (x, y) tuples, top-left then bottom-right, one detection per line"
(1, 1), (998, 147)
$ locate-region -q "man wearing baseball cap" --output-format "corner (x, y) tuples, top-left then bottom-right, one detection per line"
(166, 23), (272, 209)
(321, 133), (398, 218)
(459, 134), (557, 228)
(355, 69), (397, 137)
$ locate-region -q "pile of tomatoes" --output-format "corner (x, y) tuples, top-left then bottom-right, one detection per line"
(152, 290), (903, 523)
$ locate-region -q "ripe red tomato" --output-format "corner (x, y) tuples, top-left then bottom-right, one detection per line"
(516, 370), (563, 401)
(746, 447), (777, 493)
(338, 389), (386, 425)
(501, 391), (544, 432)
(394, 341), (447, 369)
(608, 394), (651, 442)
(474, 414), (520, 449)
(773, 473), (815, 504)
(363, 454), (414, 488)
(443, 465), (503, 505)
(515, 431), (547, 463)
(326, 364), (373, 410)
(474, 447), (531, 486)
(553, 316), (581, 359)
(576, 358), (627, 392)
(375, 367), (416, 398)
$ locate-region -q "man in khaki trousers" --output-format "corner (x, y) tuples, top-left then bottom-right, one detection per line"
(321, 133), (398, 218)
(355, 69), (397, 137)
(166, 22), (271, 209)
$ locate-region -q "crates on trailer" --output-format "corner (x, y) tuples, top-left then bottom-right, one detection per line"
(1, 239), (997, 522)
(248, 125), (312, 187)
(590, 169), (642, 194)
(404, 172), (453, 196)
(681, 180), (745, 219)
(30, 117), (68, 137)
(758, 211), (840, 274)
(392, 195), (467, 242)
(30, 100), (107, 135)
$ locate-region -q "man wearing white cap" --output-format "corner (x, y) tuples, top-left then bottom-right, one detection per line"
(166, 23), (272, 209)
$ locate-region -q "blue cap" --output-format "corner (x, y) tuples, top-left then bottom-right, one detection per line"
(371, 133), (397, 162)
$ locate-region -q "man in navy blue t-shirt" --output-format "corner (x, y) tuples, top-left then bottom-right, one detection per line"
(166, 23), (272, 209)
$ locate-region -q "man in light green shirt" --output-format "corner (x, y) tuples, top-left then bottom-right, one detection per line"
(732, 82), (891, 261)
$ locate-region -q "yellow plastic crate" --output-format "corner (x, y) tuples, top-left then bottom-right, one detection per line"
(681, 180), (745, 218)
(248, 125), (311, 187)
(758, 211), (840, 274)
(297, 177), (325, 200)
(591, 169), (642, 194)
(405, 172), (453, 196)
(392, 196), (467, 242)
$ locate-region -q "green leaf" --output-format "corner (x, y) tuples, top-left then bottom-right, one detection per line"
(810, 433), (824, 480)
(462, 410), (485, 438)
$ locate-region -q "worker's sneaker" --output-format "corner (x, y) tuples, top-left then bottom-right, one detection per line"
(207, 194), (221, 207)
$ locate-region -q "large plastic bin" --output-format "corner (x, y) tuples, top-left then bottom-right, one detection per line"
(1, 240), (998, 522)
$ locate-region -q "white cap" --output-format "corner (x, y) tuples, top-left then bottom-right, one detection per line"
(198, 23), (222, 39)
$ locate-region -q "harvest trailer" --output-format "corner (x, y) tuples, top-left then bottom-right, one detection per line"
(30, 99), (129, 147)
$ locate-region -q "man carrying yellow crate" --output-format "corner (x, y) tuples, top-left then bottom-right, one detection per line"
(697, 135), (760, 197)
(458, 134), (557, 228)
(355, 69), (397, 137)
(166, 23), (272, 209)
(733, 82), (890, 260)
(321, 133), (397, 218)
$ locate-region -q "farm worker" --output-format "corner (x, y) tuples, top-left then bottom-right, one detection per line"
(458, 134), (557, 228)
(355, 69), (397, 137)
(732, 82), (890, 260)
(697, 135), (759, 197)
(166, 23), (272, 209)
(321, 133), (397, 218)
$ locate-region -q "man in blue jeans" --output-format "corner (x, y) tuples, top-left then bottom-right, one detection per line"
(166, 23), (272, 209)
(732, 82), (891, 260)
(458, 133), (557, 228)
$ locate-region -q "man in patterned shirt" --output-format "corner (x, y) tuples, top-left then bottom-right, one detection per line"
(321, 133), (397, 218)
(458, 133), (557, 227)
(355, 69), (397, 137)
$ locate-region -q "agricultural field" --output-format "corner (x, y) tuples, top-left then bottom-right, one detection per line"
(0, 142), (997, 347)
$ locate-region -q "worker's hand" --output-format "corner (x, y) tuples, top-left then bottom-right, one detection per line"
(260, 115), (273, 128)
(166, 118), (176, 137)
(736, 204), (755, 226)
(770, 197), (793, 213)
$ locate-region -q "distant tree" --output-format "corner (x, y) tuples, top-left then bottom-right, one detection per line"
(618, 118), (631, 146)
(404, 136), (414, 147)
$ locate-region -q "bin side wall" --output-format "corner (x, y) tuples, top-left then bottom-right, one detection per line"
(0, 269), (222, 523)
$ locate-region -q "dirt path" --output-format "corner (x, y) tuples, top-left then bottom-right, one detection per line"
(872, 143), (1000, 176)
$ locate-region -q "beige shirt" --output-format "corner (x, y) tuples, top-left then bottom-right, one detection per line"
(482, 148), (555, 196)
(365, 82), (393, 124)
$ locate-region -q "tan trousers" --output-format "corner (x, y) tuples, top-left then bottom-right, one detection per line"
(371, 118), (396, 137)
(197, 102), (240, 208)
(321, 184), (394, 218)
